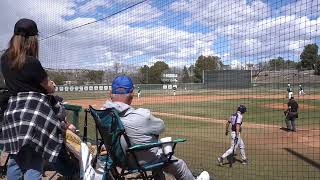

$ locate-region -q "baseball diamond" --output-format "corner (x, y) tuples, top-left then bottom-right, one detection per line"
(61, 87), (320, 180)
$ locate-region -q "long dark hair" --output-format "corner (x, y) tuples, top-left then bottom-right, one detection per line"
(3, 35), (38, 69)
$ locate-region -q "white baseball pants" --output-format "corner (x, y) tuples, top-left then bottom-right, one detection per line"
(222, 131), (247, 160)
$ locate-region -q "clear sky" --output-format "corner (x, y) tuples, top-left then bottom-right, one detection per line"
(0, 0), (319, 70)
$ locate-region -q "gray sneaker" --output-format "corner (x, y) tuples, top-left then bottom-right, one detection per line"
(217, 157), (223, 166)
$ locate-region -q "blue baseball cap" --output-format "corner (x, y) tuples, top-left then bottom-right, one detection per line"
(112, 75), (134, 94)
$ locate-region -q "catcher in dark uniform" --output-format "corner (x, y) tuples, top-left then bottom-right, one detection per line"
(284, 97), (299, 132)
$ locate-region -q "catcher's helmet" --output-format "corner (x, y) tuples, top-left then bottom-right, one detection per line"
(237, 105), (247, 114)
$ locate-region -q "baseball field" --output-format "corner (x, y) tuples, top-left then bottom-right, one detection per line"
(60, 88), (320, 180)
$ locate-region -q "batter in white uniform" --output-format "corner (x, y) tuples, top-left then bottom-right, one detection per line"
(287, 84), (293, 100)
(298, 84), (305, 96)
(218, 105), (248, 165)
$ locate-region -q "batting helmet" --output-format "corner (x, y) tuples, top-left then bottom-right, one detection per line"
(237, 105), (247, 114)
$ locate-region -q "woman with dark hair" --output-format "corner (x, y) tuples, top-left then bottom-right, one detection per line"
(0, 18), (74, 180)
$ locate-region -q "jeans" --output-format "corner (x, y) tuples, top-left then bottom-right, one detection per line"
(7, 146), (44, 180)
(162, 156), (195, 180)
(46, 145), (80, 177)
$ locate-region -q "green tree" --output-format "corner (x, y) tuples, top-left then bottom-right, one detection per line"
(268, 57), (284, 71)
(52, 73), (66, 85)
(139, 65), (150, 84)
(47, 72), (66, 85)
(268, 57), (298, 71)
(181, 66), (190, 83)
(149, 61), (169, 84)
(194, 55), (221, 82)
(315, 58), (320, 75)
(87, 70), (104, 84)
(300, 43), (318, 70)
(285, 60), (298, 69)
(188, 65), (196, 82)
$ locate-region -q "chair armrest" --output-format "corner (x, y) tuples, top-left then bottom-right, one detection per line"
(171, 138), (186, 143)
(128, 138), (186, 151)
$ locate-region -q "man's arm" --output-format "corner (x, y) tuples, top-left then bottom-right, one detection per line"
(148, 113), (165, 135)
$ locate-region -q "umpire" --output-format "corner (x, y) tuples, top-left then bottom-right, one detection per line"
(285, 97), (299, 132)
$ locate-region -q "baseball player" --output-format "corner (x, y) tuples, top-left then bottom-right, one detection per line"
(217, 105), (248, 166)
(284, 97), (299, 132)
(173, 86), (176, 96)
(298, 84), (305, 96)
(137, 86), (141, 99)
(287, 84), (293, 100)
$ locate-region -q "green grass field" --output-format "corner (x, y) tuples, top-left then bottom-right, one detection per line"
(63, 88), (320, 180)
(139, 98), (320, 128)
(70, 111), (319, 180)
(58, 86), (320, 100)
(160, 116), (320, 180)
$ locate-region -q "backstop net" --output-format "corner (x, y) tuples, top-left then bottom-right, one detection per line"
(1, 0), (319, 180)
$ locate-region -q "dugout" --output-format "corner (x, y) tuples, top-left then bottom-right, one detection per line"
(204, 70), (252, 89)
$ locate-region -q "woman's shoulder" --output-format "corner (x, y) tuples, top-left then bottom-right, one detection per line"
(24, 56), (43, 67)
(1, 53), (10, 68)
(1, 53), (8, 62)
(25, 56), (40, 63)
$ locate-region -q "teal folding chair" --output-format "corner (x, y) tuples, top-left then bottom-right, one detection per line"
(84, 105), (186, 180)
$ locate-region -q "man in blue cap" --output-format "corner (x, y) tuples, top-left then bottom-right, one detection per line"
(102, 75), (210, 180)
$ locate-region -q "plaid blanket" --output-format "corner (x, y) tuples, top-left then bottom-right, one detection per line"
(0, 92), (65, 162)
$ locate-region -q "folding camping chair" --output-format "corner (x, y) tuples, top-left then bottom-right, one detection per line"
(84, 105), (186, 180)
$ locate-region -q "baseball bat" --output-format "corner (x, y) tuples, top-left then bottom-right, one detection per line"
(229, 137), (238, 167)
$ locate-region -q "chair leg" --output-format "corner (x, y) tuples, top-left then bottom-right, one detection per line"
(143, 171), (149, 180)
(107, 170), (117, 180)
(111, 168), (125, 180)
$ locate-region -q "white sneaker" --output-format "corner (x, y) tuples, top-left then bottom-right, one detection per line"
(242, 159), (248, 165)
(217, 157), (223, 166)
(196, 171), (210, 180)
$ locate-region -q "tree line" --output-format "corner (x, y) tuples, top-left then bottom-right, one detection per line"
(138, 55), (222, 84)
(139, 43), (320, 84)
(44, 43), (320, 85)
(47, 70), (105, 85)
(256, 43), (320, 74)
